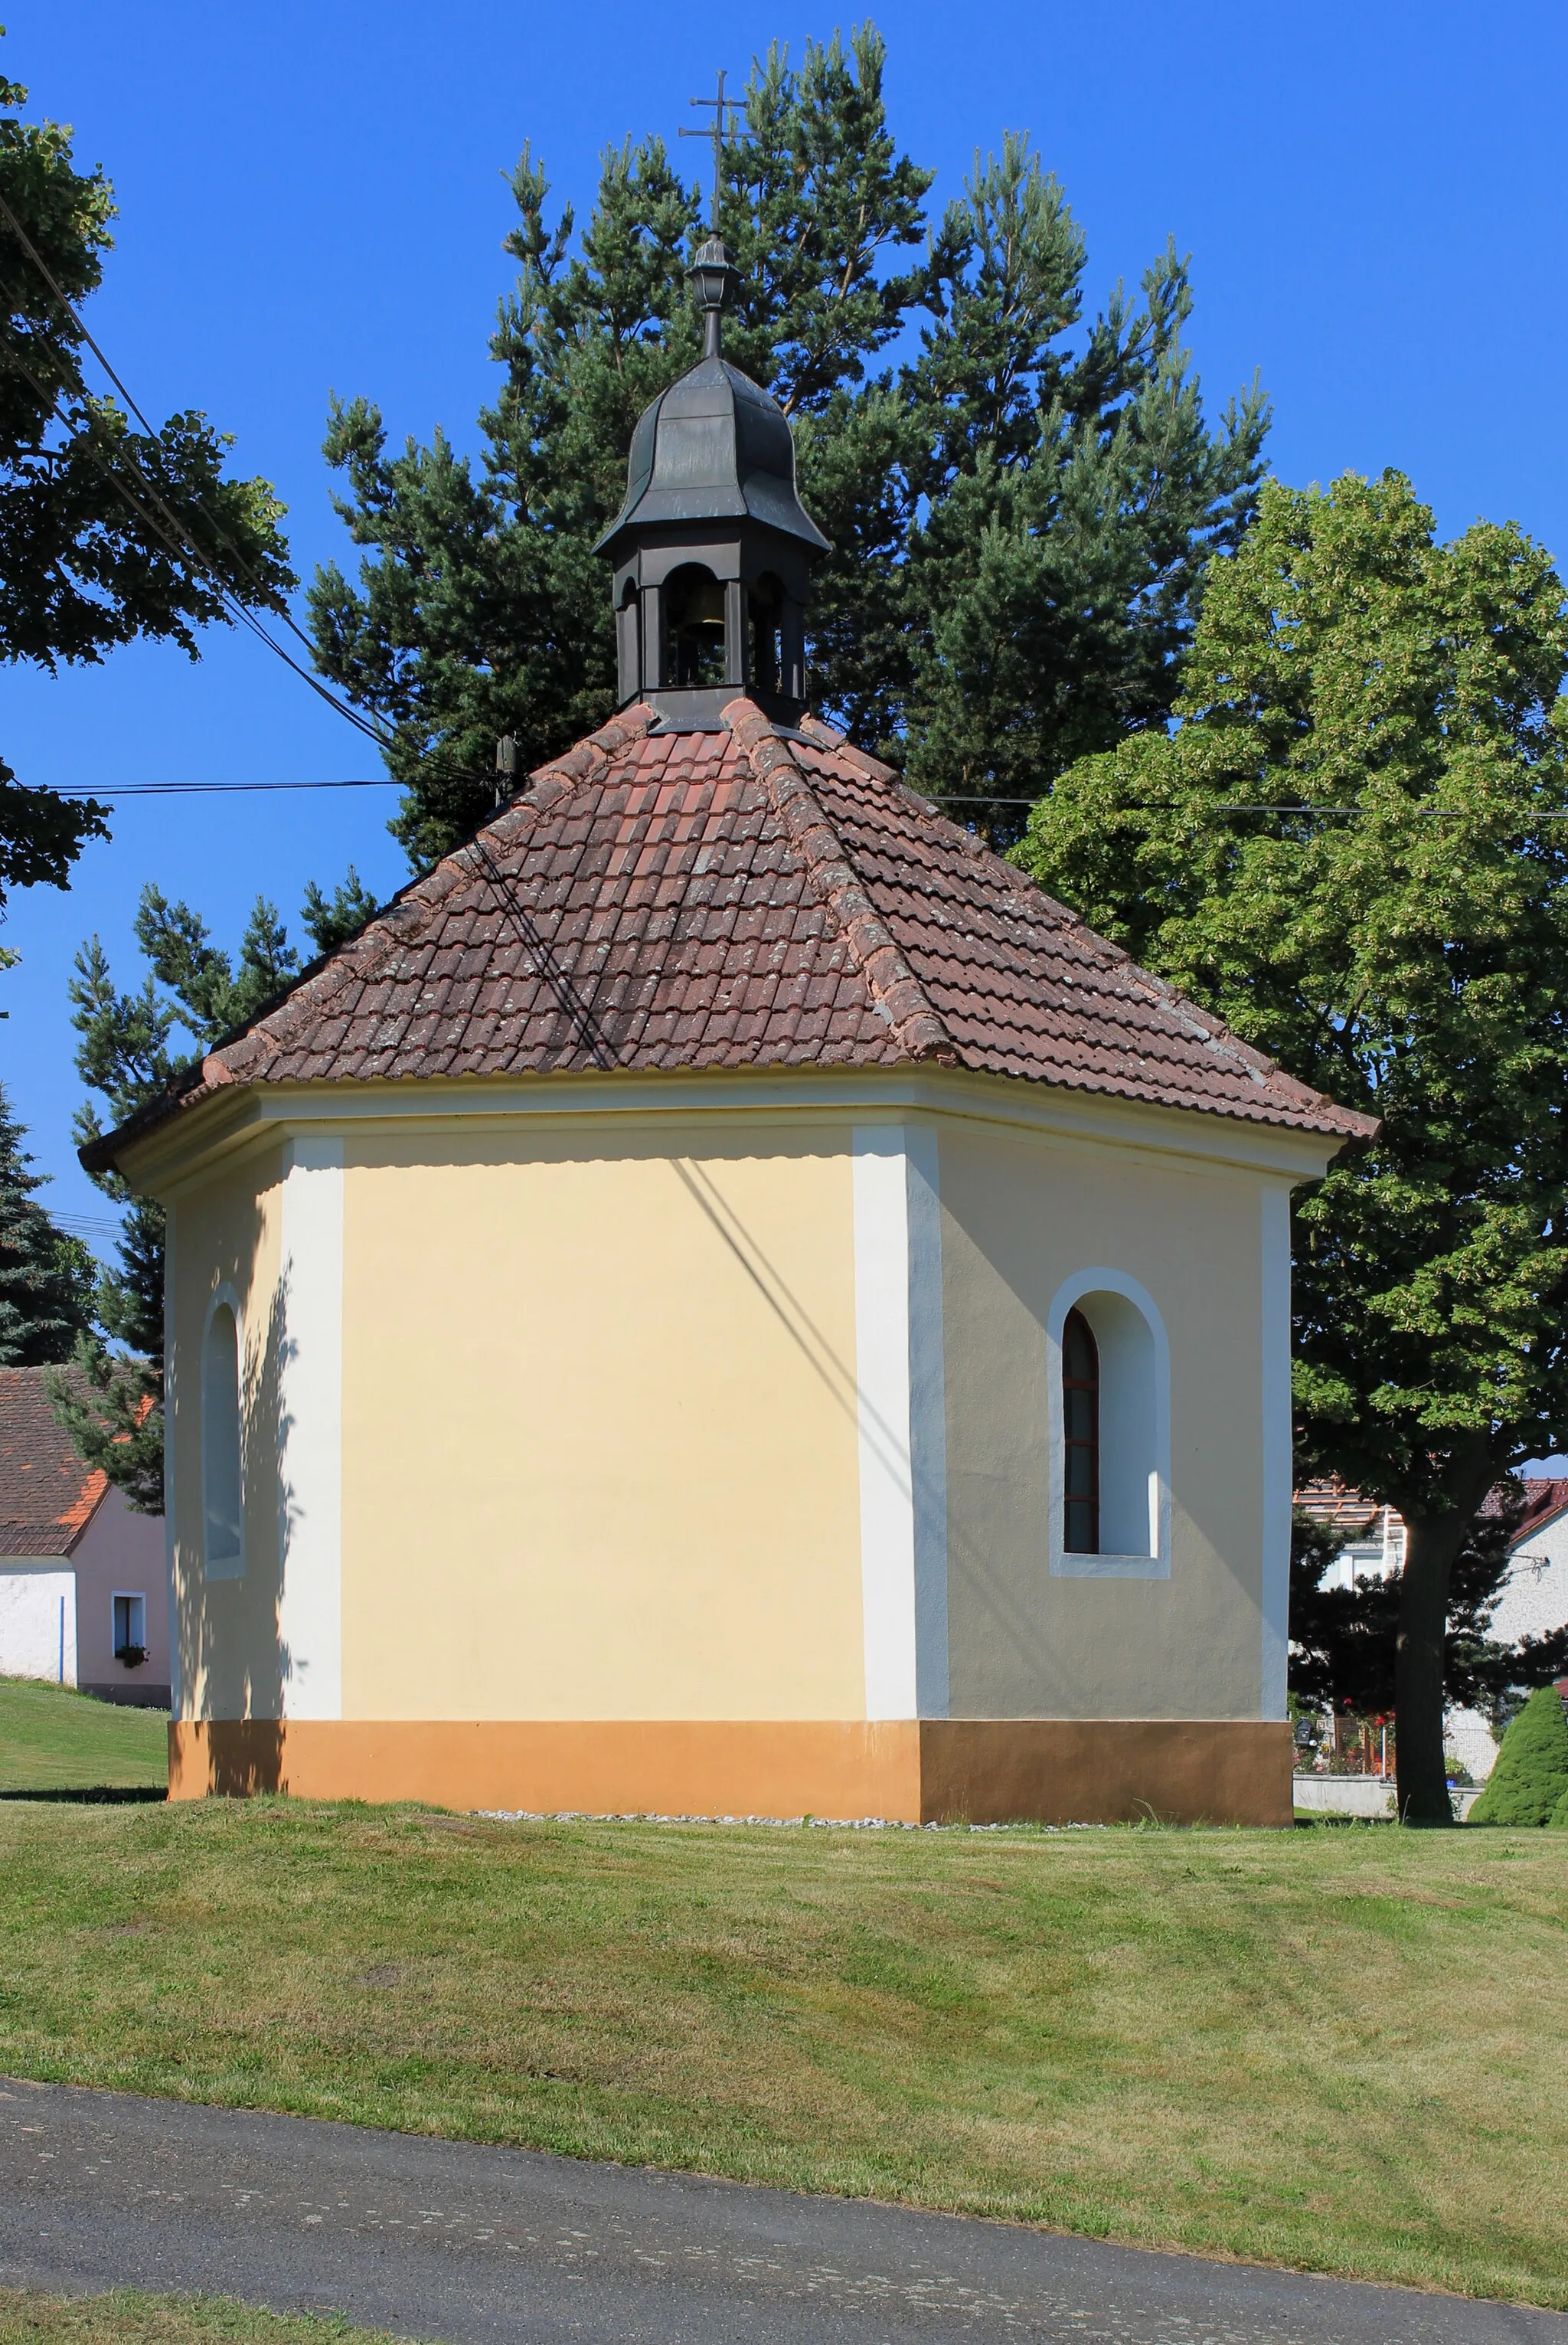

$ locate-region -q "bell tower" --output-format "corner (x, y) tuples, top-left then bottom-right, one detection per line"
(594, 237), (831, 728)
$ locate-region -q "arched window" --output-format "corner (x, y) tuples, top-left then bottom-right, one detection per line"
(1050, 1273), (1171, 1578)
(665, 564), (727, 688)
(202, 1297), (244, 1577)
(1062, 1307), (1099, 1553)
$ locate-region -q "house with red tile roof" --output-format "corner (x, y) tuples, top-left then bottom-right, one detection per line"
(83, 240), (1373, 1825)
(0, 1366), (168, 1706)
(1293, 1473), (1568, 1782)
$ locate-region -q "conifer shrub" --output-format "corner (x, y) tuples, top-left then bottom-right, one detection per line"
(1467, 1686), (1568, 1825)
(1550, 1783), (1568, 1828)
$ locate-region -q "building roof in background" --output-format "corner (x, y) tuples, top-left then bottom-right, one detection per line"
(86, 701), (1378, 1174)
(1298, 1474), (1568, 1555)
(0, 1367), (106, 1558)
(1511, 1477), (1568, 1545)
(1295, 1479), (1387, 1541)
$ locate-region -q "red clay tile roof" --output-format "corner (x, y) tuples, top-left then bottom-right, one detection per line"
(0, 1367), (108, 1558)
(87, 700), (1375, 1169)
(1511, 1477), (1568, 1545)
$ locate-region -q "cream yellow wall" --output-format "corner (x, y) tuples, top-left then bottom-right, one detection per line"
(338, 1125), (864, 1722)
(937, 1117), (1272, 1721)
(166, 1145), (284, 1722)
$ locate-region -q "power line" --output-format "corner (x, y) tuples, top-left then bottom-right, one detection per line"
(0, 188), (322, 662)
(0, 224), (488, 798)
(938, 795), (1568, 818)
(51, 777), (401, 799)
(0, 310), (398, 754)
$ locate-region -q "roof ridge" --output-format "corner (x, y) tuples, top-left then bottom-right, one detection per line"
(81, 705), (665, 1169)
(201, 708), (665, 1088)
(724, 697), (958, 1066)
(795, 715), (1375, 1138)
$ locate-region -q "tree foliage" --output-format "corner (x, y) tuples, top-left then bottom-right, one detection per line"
(309, 27), (1266, 865)
(57, 873), (377, 1510)
(1014, 469), (1568, 1821)
(0, 42), (294, 911)
(0, 1078), (93, 1362)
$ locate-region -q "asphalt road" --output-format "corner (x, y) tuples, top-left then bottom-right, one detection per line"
(1, 2078), (1562, 2345)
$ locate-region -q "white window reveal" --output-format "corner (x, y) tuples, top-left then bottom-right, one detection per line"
(113, 1591), (146, 1664)
(201, 1290), (245, 1578)
(1047, 1269), (1171, 1579)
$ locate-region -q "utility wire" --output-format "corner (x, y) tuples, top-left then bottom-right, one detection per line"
(8, 206), (1562, 835)
(0, 188), (322, 660)
(0, 313), (399, 754)
(0, 228), (487, 795)
(938, 795), (1568, 817)
(50, 778), (400, 798)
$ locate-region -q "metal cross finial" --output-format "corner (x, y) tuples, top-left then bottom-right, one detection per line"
(680, 67), (741, 229)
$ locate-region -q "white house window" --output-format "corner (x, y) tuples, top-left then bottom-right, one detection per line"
(1050, 1272), (1171, 1578)
(113, 1592), (146, 1663)
(202, 1297), (244, 1576)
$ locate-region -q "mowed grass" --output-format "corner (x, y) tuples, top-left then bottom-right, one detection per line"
(0, 2291), (407, 2344)
(0, 1801), (1563, 2307)
(0, 1677), (165, 1795)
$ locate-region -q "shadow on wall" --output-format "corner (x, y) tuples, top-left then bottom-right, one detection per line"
(174, 1266), (296, 1791)
(203, 1718), (287, 1794)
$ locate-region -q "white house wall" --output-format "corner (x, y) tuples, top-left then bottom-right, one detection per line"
(0, 1565), (77, 1685)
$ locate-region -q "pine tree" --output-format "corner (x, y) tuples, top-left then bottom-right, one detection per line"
(0, 1080), (93, 1363)
(309, 29), (1265, 865)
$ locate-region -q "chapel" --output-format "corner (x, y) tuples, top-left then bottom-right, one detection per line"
(90, 238), (1373, 1826)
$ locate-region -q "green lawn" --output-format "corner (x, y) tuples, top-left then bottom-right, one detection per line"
(0, 2291), (405, 2344)
(0, 1797), (1563, 2308)
(0, 1676), (166, 1796)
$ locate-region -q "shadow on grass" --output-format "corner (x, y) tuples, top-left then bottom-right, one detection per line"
(0, 1786), (168, 1805)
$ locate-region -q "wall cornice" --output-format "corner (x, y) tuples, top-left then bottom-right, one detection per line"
(123, 1061), (1343, 1201)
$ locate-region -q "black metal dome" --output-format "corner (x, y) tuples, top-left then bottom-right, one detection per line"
(596, 356), (830, 560)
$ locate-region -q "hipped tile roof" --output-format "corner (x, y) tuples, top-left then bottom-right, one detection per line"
(87, 701), (1375, 1169)
(0, 1367), (108, 1558)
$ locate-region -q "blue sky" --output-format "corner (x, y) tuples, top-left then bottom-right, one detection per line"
(5, 0), (1567, 1237)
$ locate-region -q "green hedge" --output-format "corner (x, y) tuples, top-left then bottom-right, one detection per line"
(1468, 1686), (1568, 1826)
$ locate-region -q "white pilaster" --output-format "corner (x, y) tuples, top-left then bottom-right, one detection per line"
(852, 1124), (949, 1720)
(276, 1137), (345, 1719)
(1259, 1182), (1293, 1719)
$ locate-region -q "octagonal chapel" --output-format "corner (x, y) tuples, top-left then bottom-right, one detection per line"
(90, 240), (1372, 1824)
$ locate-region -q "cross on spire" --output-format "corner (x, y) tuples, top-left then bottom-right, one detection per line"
(680, 67), (741, 228)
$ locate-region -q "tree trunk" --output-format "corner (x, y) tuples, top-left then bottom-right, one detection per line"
(1393, 1508), (1467, 1823)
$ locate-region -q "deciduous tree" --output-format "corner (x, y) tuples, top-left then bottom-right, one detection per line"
(1014, 470), (1568, 1823)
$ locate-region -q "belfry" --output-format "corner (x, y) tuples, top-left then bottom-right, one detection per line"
(89, 241), (1374, 1825)
(595, 236), (829, 727)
